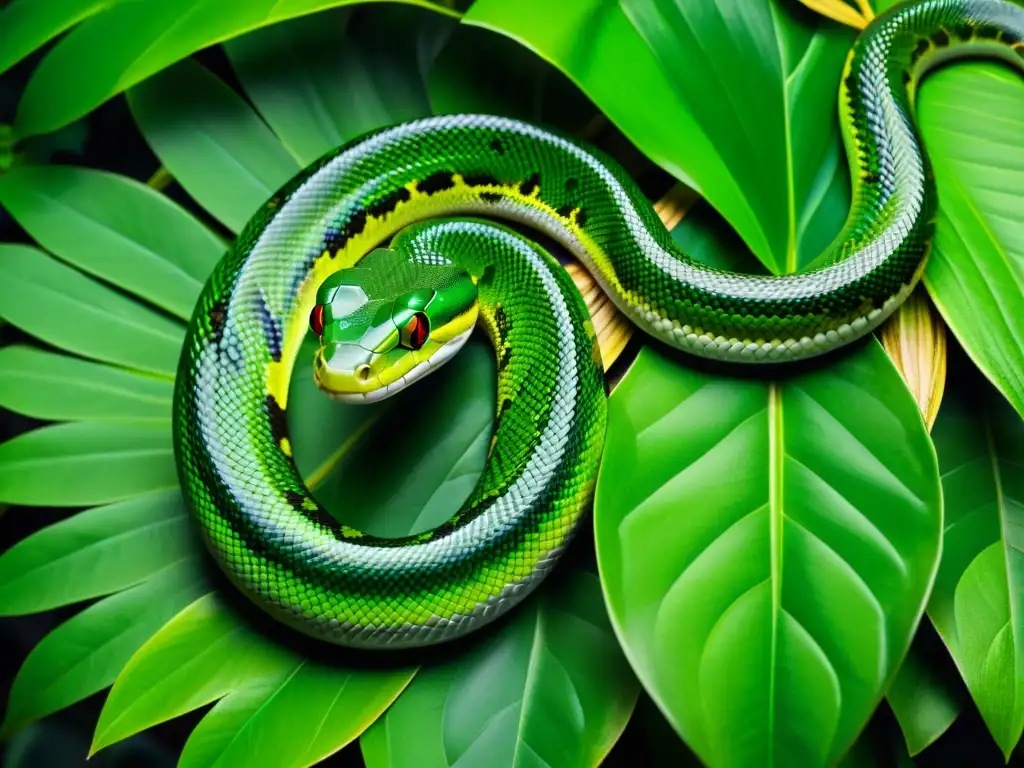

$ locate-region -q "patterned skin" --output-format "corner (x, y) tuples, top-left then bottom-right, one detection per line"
(173, 0), (1024, 649)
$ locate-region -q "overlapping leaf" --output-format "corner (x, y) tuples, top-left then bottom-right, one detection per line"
(594, 343), (941, 766)
(360, 569), (639, 768)
(927, 356), (1024, 759)
(5, 0), (461, 138)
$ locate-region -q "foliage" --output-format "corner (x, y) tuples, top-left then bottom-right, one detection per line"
(0, 0), (1023, 765)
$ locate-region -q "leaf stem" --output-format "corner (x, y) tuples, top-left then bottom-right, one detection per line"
(146, 166), (173, 192)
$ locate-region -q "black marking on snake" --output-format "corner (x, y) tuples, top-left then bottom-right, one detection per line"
(489, 138), (505, 155)
(912, 38), (932, 65)
(480, 191), (503, 203)
(556, 204), (574, 219)
(208, 298), (228, 344)
(367, 187), (411, 219)
(256, 291), (283, 362)
(463, 172), (501, 187)
(323, 227), (345, 255)
(333, 210), (368, 250)
(565, 178), (579, 194)
(519, 173), (540, 196)
(576, 209), (588, 227)
(418, 171), (456, 194)
(931, 28), (951, 47)
(494, 305), (512, 371)
(285, 490), (306, 510)
(265, 394), (289, 443)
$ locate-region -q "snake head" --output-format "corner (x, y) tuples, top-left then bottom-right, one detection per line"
(311, 247), (479, 403)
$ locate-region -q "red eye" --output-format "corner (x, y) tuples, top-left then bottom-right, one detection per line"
(309, 304), (325, 336)
(400, 312), (430, 350)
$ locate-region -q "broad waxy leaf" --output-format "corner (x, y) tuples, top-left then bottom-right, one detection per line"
(224, 6), (444, 167)
(91, 592), (415, 761)
(0, 0), (114, 76)
(128, 58), (301, 233)
(928, 360), (1024, 759)
(914, 62), (1024, 422)
(11, 0), (461, 139)
(884, 623), (964, 756)
(0, 561), (205, 739)
(0, 165), (225, 320)
(0, 345), (173, 423)
(179, 657), (415, 768)
(0, 421), (177, 507)
(0, 488), (195, 615)
(0, 245), (185, 376)
(461, 0), (854, 273)
(594, 343), (941, 766)
(360, 569), (639, 768)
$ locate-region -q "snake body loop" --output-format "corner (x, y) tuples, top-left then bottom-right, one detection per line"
(174, 0), (1024, 648)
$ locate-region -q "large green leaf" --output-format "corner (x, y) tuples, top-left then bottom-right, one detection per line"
(594, 343), (941, 766)
(914, 62), (1024, 421)
(0, 0), (112, 76)
(0, 422), (177, 507)
(11, 0), (461, 139)
(224, 6), (445, 167)
(0, 165), (224, 320)
(0, 561), (205, 739)
(885, 623), (964, 756)
(0, 489), (194, 615)
(0, 245), (184, 375)
(360, 569), (638, 768)
(927, 357), (1024, 759)
(91, 592), (414, 762)
(178, 658), (414, 768)
(128, 58), (300, 233)
(0, 345), (173, 423)
(460, 0), (854, 272)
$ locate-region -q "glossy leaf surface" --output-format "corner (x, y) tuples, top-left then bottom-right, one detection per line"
(594, 343), (941, 766)
(915, 62), (1024, 422)
(361, 569), (638, 768)
(928, 359), (1024, 759)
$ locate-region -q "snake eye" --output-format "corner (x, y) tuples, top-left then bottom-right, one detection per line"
(399, 312), (430, 350)
(309, 304), (325, 337)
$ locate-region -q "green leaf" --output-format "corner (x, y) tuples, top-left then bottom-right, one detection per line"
(224, 6), (444, 167)
(916, 62), (1024, 421)
(0, 245), (184, 376)
(91, 593), (289, 753)
(91, 592), (413, 762)
(885, 623), (964, 756)
(0, 488), (194, 615)
(594, 342), (942, 766)
(0, 345), (173, 423)
(927, 357), (1024, 759)
(178, 660), (415, 768)
(0, 560), (205, 739)
(360, 569), (639, 768)
(0, 166), (224, 320)
(0, 0), (112, 76)
(15, 0), (461, 139)
(128, 58), (300, 233)
(427, 17), (597, 134)
(0, 422), (177, 507)
(461, 0), (854, 272)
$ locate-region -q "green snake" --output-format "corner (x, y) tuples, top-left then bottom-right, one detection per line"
(173, 0), (1024, 649)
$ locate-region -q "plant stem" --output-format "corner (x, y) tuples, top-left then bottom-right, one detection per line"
(146, 166), (174, 192)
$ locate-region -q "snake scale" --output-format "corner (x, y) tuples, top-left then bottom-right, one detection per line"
(173, 0), (1024, 649)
